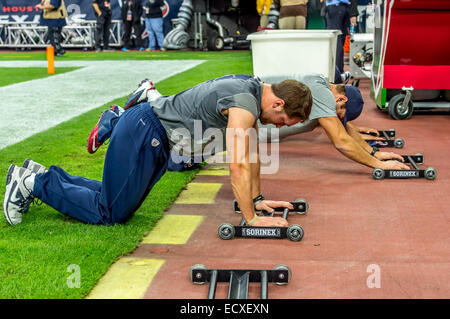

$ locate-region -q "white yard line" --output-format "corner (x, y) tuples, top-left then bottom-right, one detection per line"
(0, 60), (205, 150)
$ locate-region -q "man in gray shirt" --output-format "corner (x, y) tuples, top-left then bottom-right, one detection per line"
(258, 73), (408, 170)
(123, 74), (407, 171)
(4, 75), (312, 228)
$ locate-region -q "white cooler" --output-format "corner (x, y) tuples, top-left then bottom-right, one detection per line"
(246, 30), (342, 80)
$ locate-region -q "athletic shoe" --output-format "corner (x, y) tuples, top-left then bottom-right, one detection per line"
(3, 165), (35, 225)
(87, 106), (120, 154)
(124, 79), (161, 110)
(110, 104), (124, 117)
(341, 71), (352, 84)
(22, 159), (47, 174)
(20, 159), (46, 214)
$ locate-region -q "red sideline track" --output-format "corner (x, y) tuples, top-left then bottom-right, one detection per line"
(129, 78), (450, 299)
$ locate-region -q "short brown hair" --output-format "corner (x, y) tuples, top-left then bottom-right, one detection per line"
(271, 80), (312, 121)
(334, 83), (346, 95)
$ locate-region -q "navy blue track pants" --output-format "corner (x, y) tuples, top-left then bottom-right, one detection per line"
(33, 103), (170, 224)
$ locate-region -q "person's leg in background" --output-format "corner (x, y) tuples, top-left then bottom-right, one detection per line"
(133, 20), (144, 50)
(103, 14), (112, 50)
(48, 27), (63, 55)
(151, 17), (165, 50)
(122, 21), (132, 50)
(260, 14), (269, 28)
(294, 15), (306, 29)
(305, 0), (311, 29)
(55, 27), (65, 56)
(326, 4), (348, 73)
(145, 17), (156, 50)
(95, 15), (105, 51)
(278, 16), (295, 29)
(321, 2), (327, 28)
(333, 65), (350, 84)
(47, 27), (55, 50)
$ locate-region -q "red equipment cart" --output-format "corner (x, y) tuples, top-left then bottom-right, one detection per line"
(371, 0), (450, 119)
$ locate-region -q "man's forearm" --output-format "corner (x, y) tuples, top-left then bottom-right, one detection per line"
(250, 131), (261, 199)
(230, 163), (255, 223)
(334, 134), (381, 168)
(250, 162), (261, 199)
(345, 122), (373, 153)
(319, 117), (384, 168)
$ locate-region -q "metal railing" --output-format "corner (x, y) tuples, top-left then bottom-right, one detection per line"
(0, 20), (123, 49)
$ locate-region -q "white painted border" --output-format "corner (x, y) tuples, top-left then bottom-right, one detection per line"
(0, 59), (205, 149)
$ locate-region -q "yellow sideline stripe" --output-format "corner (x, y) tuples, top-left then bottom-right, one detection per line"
(143, 215), (204, 244)
(86, 258), (165, 299)
(175, 182), (222, 204)
(198, 164), (230, 176)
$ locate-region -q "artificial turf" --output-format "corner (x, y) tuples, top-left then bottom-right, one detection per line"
(0, 50), (252, 298)
(0, 67), (80, 87)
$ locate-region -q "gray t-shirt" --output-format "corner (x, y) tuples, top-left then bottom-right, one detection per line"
(151, 76), (263, 155)
(258, 73), (337, 141)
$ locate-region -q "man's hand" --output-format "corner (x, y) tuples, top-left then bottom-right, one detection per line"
(374, 151), (404, 162)
(380, 160), (410, 170)
(360, 134), (385, 141)
(360, 128), (379, 136)
(255, 200), (293, 213)
(252, 216), (288, 227)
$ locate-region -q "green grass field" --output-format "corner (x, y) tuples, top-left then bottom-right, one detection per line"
(0, 50), (252, 298)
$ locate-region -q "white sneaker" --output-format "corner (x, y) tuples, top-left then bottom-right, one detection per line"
(22, 159), (47, 174)
(3, 165), (35, 225)
(341, 71), (352, 84)
(21, 159), (46, 214)
(124, 79), (162, 109)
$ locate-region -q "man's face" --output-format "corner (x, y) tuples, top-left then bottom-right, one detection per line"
(336, 102), (346, 121)
(260, 108), (304, 128)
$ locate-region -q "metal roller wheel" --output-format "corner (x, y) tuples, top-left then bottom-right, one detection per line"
(294, 198), (309, 215)
(394, 138), (404, 149)
(218, 223), (235, 240)
(372, 168), (385, 180)
(424, 167), (437, 180)
(190, 264), (208, 284)
(286, 224), (304, 242)
(273, 264), (292, 285)
(388, 94), (414, 120)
